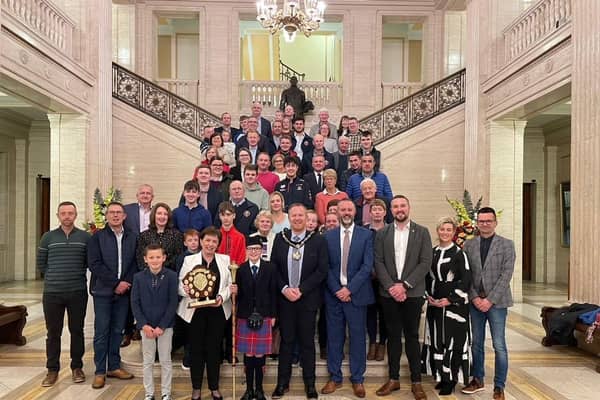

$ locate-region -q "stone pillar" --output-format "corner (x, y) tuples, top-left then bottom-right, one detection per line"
(13, 139), (27, 281)
(134, 1), (149, 77)
(488, 119), (526, 302)
(523, 128), (546, 283)
(423, 10), (445, 84)
(88, 0), (113, 201)
(48, 114), (89, 229)
(544, 145), (558, 283)
(463, 0), (488, 199)
(570, 1), (600, 303)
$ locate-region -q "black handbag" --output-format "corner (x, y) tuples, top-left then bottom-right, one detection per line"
(247, 310), (264, 330)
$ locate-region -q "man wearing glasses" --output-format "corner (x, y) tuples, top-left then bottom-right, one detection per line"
(461, 207), (515, 400)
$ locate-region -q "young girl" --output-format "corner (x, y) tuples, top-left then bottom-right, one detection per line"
(230, 236), (277, 400)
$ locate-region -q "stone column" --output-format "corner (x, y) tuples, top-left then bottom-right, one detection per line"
(423, 10), (445, 84)
(48, 114), (89, 229)
(463, 0), (488, 199)
(88, 0), (113, 200)
(570, 1), (600, 303)
(13, 139), (27, 281)
(487, 119), (526, 302)
(544, 145), (558, 283)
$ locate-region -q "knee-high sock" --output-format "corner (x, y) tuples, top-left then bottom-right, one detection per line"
(244, 355), (254, 390)
(255, 356), (266, 390)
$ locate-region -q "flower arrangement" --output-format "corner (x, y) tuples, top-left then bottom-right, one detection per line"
(83, 187), (122, 234)
(446, 190), (482, 248)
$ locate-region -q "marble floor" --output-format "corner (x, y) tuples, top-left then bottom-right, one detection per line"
(0, 280), (597, 400)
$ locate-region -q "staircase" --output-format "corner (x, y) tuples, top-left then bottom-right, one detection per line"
(112, 62), (221, 140)
(360, 69), (466, 145)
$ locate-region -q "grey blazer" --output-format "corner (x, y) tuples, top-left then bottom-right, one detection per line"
(463, 234), (516, 308)
(374, 221), (432, 298)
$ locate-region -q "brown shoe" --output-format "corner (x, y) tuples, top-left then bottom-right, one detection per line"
(411, 383), (427, 400)
(493, 387), (505, 400)
(367, 343), (377, 360)
(72, 368), (86, 383)
(92, 375), (105, 389)
(461, 378), (484, 394)
(321, 380), (342, 394)
(120, 334), (132, 348)
(352, 383), (366, 398)
(375, 344), (386, 361)
(41, 371), (58, 387)
(107, 368), (134, 379)
(375, 380), (400, 396)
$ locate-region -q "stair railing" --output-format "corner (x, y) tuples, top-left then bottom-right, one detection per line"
(361, 68), (466, 145)
(112, 62), (221, 140)
(279, 60), (306, 81)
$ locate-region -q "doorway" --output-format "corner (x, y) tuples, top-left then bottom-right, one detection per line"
(522, 182), (535, 281)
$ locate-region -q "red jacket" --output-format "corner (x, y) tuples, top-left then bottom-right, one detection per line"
(218, 226), (246, 265)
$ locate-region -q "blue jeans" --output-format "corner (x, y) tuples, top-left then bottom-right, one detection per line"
(470, 304), (508, 389)
(93, 295), (129, 374)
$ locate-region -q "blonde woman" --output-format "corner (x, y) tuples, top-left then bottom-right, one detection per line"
(268, 192), (289, 234)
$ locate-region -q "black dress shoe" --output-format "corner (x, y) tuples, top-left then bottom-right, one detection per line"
(435, 382), (443, 390)
(305, 385), (319, 399)
(271, 385), (288, 399)
(240, 389), (254, 400)
(255, 389), (266, 400)
(439, 381), (456, 396)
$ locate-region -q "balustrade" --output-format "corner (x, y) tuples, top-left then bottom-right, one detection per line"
(155, 79), (200, 105)
(381, 82), (425, 108)
(1, 0), (75, 57)
(240, 80), (342, 113)
(503, 0), (572, 63)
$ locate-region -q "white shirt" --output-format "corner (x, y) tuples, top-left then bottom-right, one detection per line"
(139, 204), (151, 232)
(294, 133), (306, 159)
(339, 224), (355, 286)
(111, 226), (124, 279)
(393, 221), (411, 280)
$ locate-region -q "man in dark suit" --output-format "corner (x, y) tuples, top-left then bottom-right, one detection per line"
(321, 199), (374, 398)
(271, 204), (328, 399)
(301, 134), (335, 174)
(220, 180), (259, 237)
(251, 101), (272, 138)
(461, 207), (515, 400)
(374, 195), (432, 400)
(214, 112), (242, 139)
(302, 154), (327, 201)
(123, 184), (154, 236)
(121, 184), (153, 347)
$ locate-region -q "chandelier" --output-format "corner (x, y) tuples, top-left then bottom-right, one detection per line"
(256, 0), (327, 42)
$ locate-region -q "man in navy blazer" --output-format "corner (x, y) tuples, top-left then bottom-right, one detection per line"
(271, 204), (328, 400)
(251, 101), (273, 138)
(321, 199), (374, 398)
(122, 184), (154, 236)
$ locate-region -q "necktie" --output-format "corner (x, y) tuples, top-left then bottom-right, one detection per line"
(317, 173), (322, 190)
(341, 229), (350, 284)
(290, 235), (301, 288)
(251, 265), (258, 278)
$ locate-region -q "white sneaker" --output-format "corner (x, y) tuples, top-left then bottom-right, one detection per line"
(181, 362), (190, 370)
(144, 394), (155, 400)
(161, 395), (172, 400)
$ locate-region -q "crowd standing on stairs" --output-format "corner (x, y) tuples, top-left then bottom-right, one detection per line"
(36, 101), (515, 400)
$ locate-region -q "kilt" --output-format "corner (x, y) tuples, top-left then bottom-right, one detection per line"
(235, 317), (273, 355)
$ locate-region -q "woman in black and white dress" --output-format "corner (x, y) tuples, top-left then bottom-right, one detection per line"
(421, 216), (472, 395)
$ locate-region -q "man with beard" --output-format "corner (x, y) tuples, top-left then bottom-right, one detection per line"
(373, 195), (432, 400)
(321, 199), (374, 398)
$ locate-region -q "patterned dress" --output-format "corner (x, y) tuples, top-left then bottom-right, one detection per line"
(421, 243), (472, 384)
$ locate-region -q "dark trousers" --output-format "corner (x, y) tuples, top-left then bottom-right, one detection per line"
(367, 282), (387, 344)
(93, 294), (129, 374)
(381, 296), (425, 383)
(123, 291), (135, 336)
(42, 290), (88, 371)
(318, 304), (327, 351)
(277, 301), (317, 386)
(189, 307), (226, 390)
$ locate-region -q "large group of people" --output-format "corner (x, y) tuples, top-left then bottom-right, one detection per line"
(36, 103), (516, 400)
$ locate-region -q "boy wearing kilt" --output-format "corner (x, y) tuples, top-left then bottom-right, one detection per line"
(230, 236), (278, 400)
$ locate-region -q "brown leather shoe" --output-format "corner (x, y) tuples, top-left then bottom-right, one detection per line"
(367, 343), (377, 360)
(493, 387), (505, 400)
(375, 380), (400, 396)
(107, 368), (134, 379)
(352, 383), (366, 398)
(321, 380), (342, 394)
(461, 378), (484, 394)
(41, 371), (58, 387)
(375, 344), (386, 361)
(411, 383), (427, 400)
(92, 375), (105, 389)
(72, 368), (86, 383)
